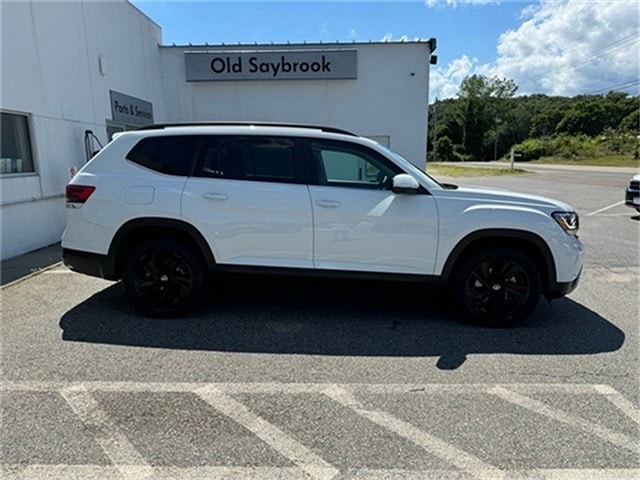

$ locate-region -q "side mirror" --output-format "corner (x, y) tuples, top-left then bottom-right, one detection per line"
(391, 174), (420, 194)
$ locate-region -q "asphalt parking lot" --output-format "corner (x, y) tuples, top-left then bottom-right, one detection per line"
(1, 165), (638, 480)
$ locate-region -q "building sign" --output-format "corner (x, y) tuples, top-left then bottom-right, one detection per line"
(109, 90), (153, 126)
(185, 49), (357, 82)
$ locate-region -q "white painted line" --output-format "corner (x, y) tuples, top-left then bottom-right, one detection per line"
(323, 385), (504, 480)
(522, 469), (640, 480)
(0, 262), (63, 290)
(346, 469), (640, 480)
(1, 381), (622, 395)
(195, 386), (339, 480)
(593, 385), (640, 426)
(586, 200), (625, 216)
(152, 466), (315, 480)
(2, 465), (123, 480)
(60, 385), (153, 480)
(0, 465), (313, 480)
(4, 466), (640, 480)
(490, 387), (640, 454)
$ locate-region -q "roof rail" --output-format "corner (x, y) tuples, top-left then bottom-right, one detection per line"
(137, 121), (357, 136)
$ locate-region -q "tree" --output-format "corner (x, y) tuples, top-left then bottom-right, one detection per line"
(457, 75), (518, 161)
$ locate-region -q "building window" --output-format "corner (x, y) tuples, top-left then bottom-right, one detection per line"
(1, 112), (35, 174)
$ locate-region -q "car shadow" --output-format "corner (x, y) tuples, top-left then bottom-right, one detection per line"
(59, 275), (625, 370)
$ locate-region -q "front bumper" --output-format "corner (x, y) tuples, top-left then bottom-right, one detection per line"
(547, 267), (581, 299)
(625, 186), (640, 209)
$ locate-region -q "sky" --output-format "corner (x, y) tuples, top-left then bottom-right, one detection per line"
(131, 0), (640, 101)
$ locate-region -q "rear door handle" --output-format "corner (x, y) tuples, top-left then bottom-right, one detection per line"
(314, 200), (341, 209)
(202, 193), (228, 201)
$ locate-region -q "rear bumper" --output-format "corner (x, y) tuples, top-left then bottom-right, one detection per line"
(62, 248), (115, 280)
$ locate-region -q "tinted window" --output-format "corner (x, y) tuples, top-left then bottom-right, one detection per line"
(127, 136), (199, 176)
(310, 140), (400, 189)
(194, 136), (296, 183)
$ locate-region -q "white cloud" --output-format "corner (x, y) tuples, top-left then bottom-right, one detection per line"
(431, 0), (639, 99)
(431, 55), (479, 99)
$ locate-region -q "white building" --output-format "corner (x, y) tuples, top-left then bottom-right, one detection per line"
(1, 0), (436, 260)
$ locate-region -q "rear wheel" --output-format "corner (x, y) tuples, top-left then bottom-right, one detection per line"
(454, 248), (541, 327)
(122, 239), (205, 317)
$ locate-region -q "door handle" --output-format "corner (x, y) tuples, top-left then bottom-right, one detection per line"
(202, 193), (229, 201)
(314, 199), (341, 208)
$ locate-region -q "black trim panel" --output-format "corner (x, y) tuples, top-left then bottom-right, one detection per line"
(213, 263), (439, 284)
(62, 248), (111, 279)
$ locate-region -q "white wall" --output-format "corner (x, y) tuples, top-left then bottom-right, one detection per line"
(0, 0), (164, 259)
(160, 43), (430, 168)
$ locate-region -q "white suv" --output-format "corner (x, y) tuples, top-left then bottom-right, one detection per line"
(62, 122), (582, 326)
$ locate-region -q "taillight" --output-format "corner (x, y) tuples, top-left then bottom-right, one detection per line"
(66, 185), (95, 203)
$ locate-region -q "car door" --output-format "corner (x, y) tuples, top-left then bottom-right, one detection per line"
(182, 135), (313, 268)
(307, 139), (438, 275)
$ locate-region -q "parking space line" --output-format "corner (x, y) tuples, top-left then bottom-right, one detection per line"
(195, 386), (339, 480)
(60, 385), (153, 480)
(586, 200), (625, 216)
(593, 385), (640, 426)
(4, 466), (640, 480)
(490, 387), (640, 454)
(323, 385), (505, 480)
(2, 381), (627, 395)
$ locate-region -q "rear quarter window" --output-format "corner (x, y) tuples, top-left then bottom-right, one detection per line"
(126, 136), (199, 176)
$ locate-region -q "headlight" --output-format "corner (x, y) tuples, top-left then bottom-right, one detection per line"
(552, 211), (579, 235)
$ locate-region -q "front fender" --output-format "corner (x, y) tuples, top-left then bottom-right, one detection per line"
(435, 204), (566, 288)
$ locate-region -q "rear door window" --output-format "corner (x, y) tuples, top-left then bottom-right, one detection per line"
(193, 136), (298, 183)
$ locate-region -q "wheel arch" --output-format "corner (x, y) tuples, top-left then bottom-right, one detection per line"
(107, 218), (216, 280)
(440, 229), (556, 296)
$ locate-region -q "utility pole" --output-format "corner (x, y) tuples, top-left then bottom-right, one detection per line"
(494, 117), (501, 161)
(431, 99), (438, 164)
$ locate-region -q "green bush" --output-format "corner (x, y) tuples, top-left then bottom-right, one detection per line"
(513, 138), (545, 161)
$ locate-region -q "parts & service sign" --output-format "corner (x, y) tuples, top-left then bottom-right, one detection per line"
(185, 50), (357, 82)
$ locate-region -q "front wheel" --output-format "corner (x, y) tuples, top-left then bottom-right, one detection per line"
(454, 248), (541, 327)
(122, 239), (205, 317)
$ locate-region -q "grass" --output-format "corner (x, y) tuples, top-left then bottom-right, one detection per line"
(531, 155), (640, 167)
(426, 164), (528, 177)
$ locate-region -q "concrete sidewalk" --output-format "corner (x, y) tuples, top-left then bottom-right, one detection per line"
(1, 243), (62, 287)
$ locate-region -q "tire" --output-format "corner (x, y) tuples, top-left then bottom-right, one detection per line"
(121, 238), (205, 317)
(454, 248), (541, 327)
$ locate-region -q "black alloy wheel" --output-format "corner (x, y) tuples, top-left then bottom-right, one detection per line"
(455, 248), (541, 327)
(122, 239), (204, 317)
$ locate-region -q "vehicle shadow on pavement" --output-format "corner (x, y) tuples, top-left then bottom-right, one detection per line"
(59, 276), (625, 370)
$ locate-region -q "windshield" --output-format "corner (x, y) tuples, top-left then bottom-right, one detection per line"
(378, 145), (444, 190)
